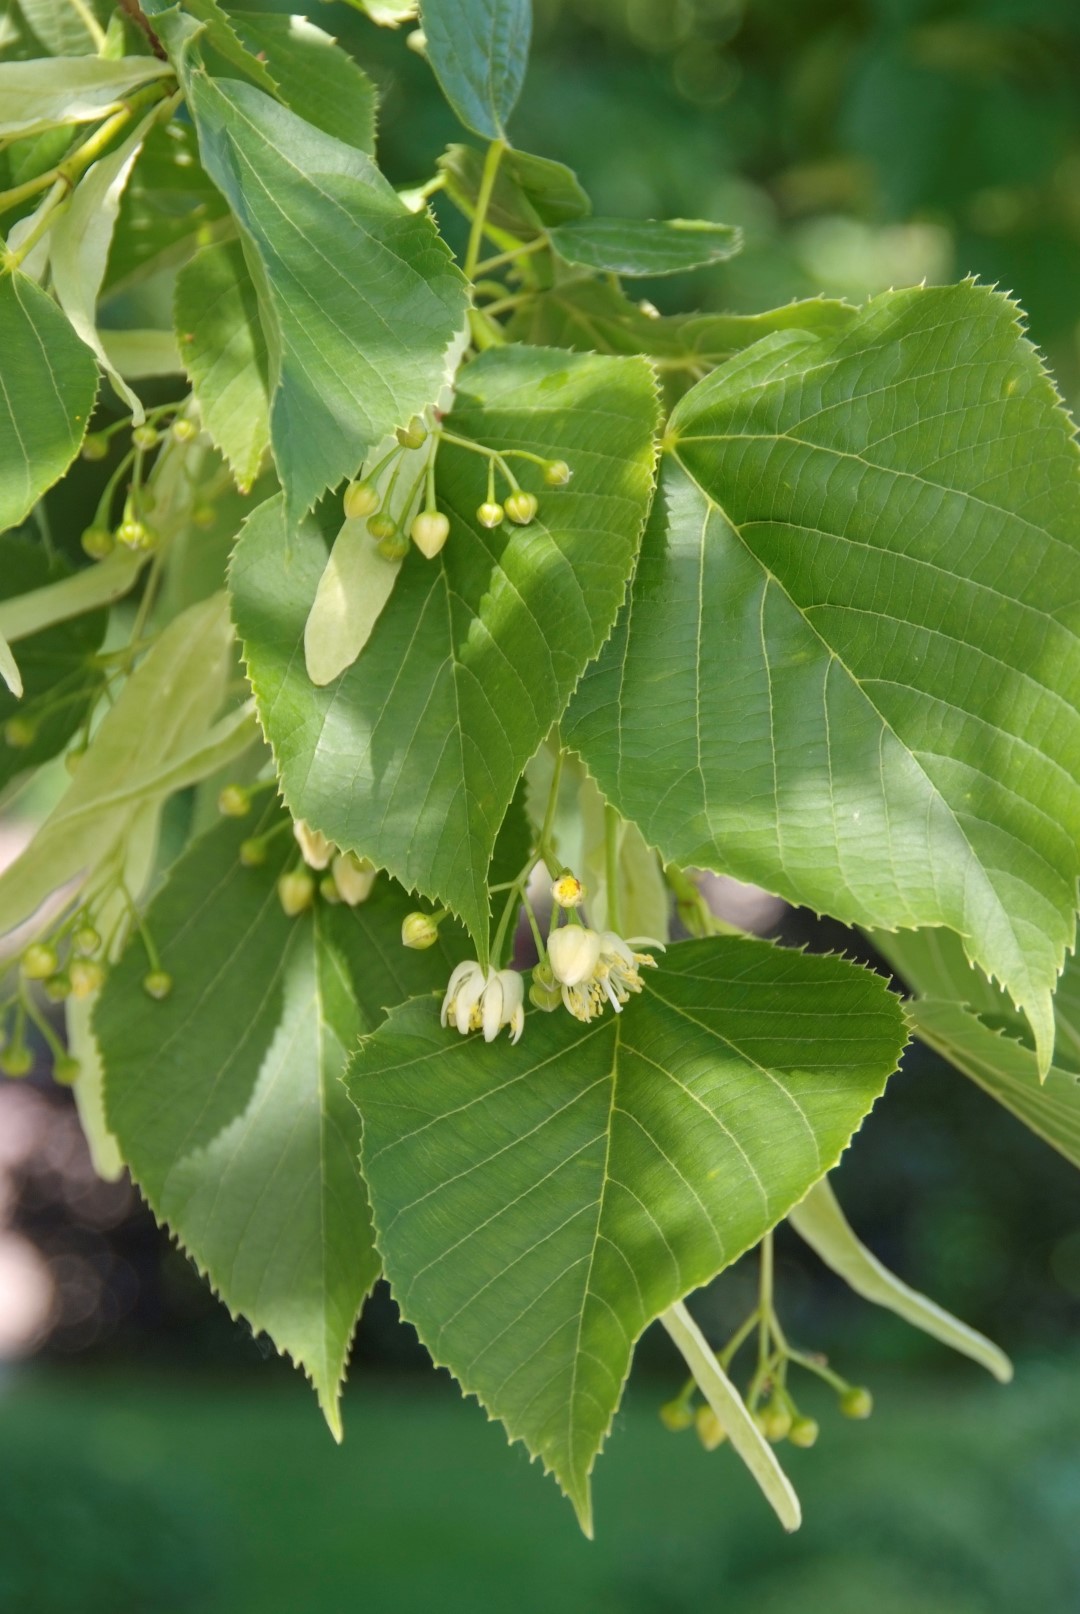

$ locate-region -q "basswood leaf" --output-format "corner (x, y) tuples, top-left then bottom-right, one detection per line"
(788, 1177), (1011, 1381)
(565, 282), (1080, 1075)
(0, 57), (173, 138)
(183, 71), (468, 522)
(18, 0), (106, 56)
(231, 345), (659, 957)
(0, 536), (107, 788)
(231, 12), (377, 152)
(0, 273), (98, 535)
(419, 0), (530, 140)
(180, 0), (278, 95)
(549, 217), (742, 277)
(438, 143), (590, 236)
(347, 934), (905, 1531)
(105, 120), (231, 297)
(174, 240), (270, 491)
(95, 808), (465, 1433)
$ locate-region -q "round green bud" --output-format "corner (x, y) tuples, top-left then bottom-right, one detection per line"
(376, 531), (410, 562)
(53, 1055), (81, 1086)
(278, 869), (315, 917)
(319, 873), (342, 905)
(43, 973), (72, 1003)
(81, 432), (109, 462)
(64, 747), (87, 777)
(343, 479), (381, 520)
(788, 1415), (819, 1449)
(21, 942), (59, 981)
(367, 512), (398, 542)
(405, 26), (427, 53)
(411, 510), (450, 560)
(0, 1046), (33, 1078)
(504, 490), (538, 525)
(240, 836), (267, 868)
(476, 501), (504, 529)
(695, 1404), (727, 1451)
(143, 969), (173, 1001)
(73, 926), (101, 956)
(172, 417), (198, 443)
(117, 518), (156, 551)
(217, 784), (252, 818)
(395, 415), (428, 450)
(192, 504), (216, 530)
(759, 1400), (792, 1443)
(4, 715), (36, 749)
(528, 962), (562, 1013)
(658, 1398), (694, 1433)
(839, 1386), (874, 1420)
(544, 459), (572, 487)
(401, 911), (439, 950)
(81, 525), (115, 561)
(69, 958), (106, 1000)
(132, 424), (159, 451)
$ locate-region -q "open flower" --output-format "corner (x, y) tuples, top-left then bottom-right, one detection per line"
(547, 924), (663, 1022)
(441, 961), (525, 1044)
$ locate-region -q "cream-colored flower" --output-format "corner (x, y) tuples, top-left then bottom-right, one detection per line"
(551, 873), (585, 909)
(293, 818), (334, 870)
(332, 851), (376, 905)
(547, 924), (662, 1022)
(440, 961), (525, 1044)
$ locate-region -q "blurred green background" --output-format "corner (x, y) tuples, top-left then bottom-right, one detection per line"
(4, 0), (1080, 1608)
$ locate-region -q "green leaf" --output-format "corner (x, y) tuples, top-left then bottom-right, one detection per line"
(0, 536), (107, 787)
(174, 239), (270, 492)
(788, 1178), (1011, 1382)
(174, 0), (278, 95)
(0, 595), (248, 937)
(231, 345), (659, 957)
(95, 808), (460, 1431)
(341, 0), (416, 23)
(49, 110), (159, 417)
(438, 143), (590, 235)
(104, 119), (231, 296)
(17, 0), (106, 56)
(660, 1301), (800, 1531)
(419, 0), (530, 140)
(0, 56), (173, 138)
(183, 71), (467, 523)
(0, 273), (98, 535)
(348, 934), (905, 1530)
(565, 282), (1080, 1076)
(231, 12), (377, 153)
(549, 217), (742, 277)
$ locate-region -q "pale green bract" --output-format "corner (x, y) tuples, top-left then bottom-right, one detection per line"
(231, 345), (659, 958)
(565, 282), (1080, 1076)
(348, 935), (906, 1531)
(0, 56), (173, 138)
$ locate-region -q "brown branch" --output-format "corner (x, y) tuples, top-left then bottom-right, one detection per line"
(116, 0), (168, 61)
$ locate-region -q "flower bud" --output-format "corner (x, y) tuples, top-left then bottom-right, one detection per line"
(81, 432), (109, 462)
(788, 1416), (819, 1449)
(547, 925), (601, 987)
(759, 1399), (792, 1443)
(694, 1405), (727, 1451)
(0, 1047), (33, 1078)
(53, 1055), (81, 1086)
(551, 873), (584, 909)
(402, 912), (440, 950)
(69, 959), (106, 999)
(331, 852), (377, 906)
(4, 716), (36, 749)
(476, 501), (504, 529)
(117, 518), (156, 551)
(293, 819), (333, 870)
(43, 973), (72, 1003)
(132, 424), (159, 450)
(529, 962), (561, 1012)
(143, 969), (173, 1000)
(193, 504), (217, 530)
(839, 1386), (873, 1420)
(278, 869), (316, 917)
(367, 512), (398, 542)
(74, 925), (101, 956)
(64, 746), (87, 776)
(21, 942), (59, 981)
(659, 1398), (694, 1432)
(319, 874), (342, 904)
(544, 459), (572, 487)
(172, 417), (198, 443)
(240, 836), (267, 867)
(405, 26), (427, 53)
(343, 479), (381, 520)
(411, 510), (450, 559)
(504, 490), (538, 525)
(217, 784), (252, 818)
(396, 416), (428, 449)
(81, 525), (114, 561)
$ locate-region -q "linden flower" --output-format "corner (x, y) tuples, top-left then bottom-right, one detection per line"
(551, 873), (585, 909)
(547, 925), (662, 1022)
(441, 961), (525, 1044)
(293, 818), (334, 870)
